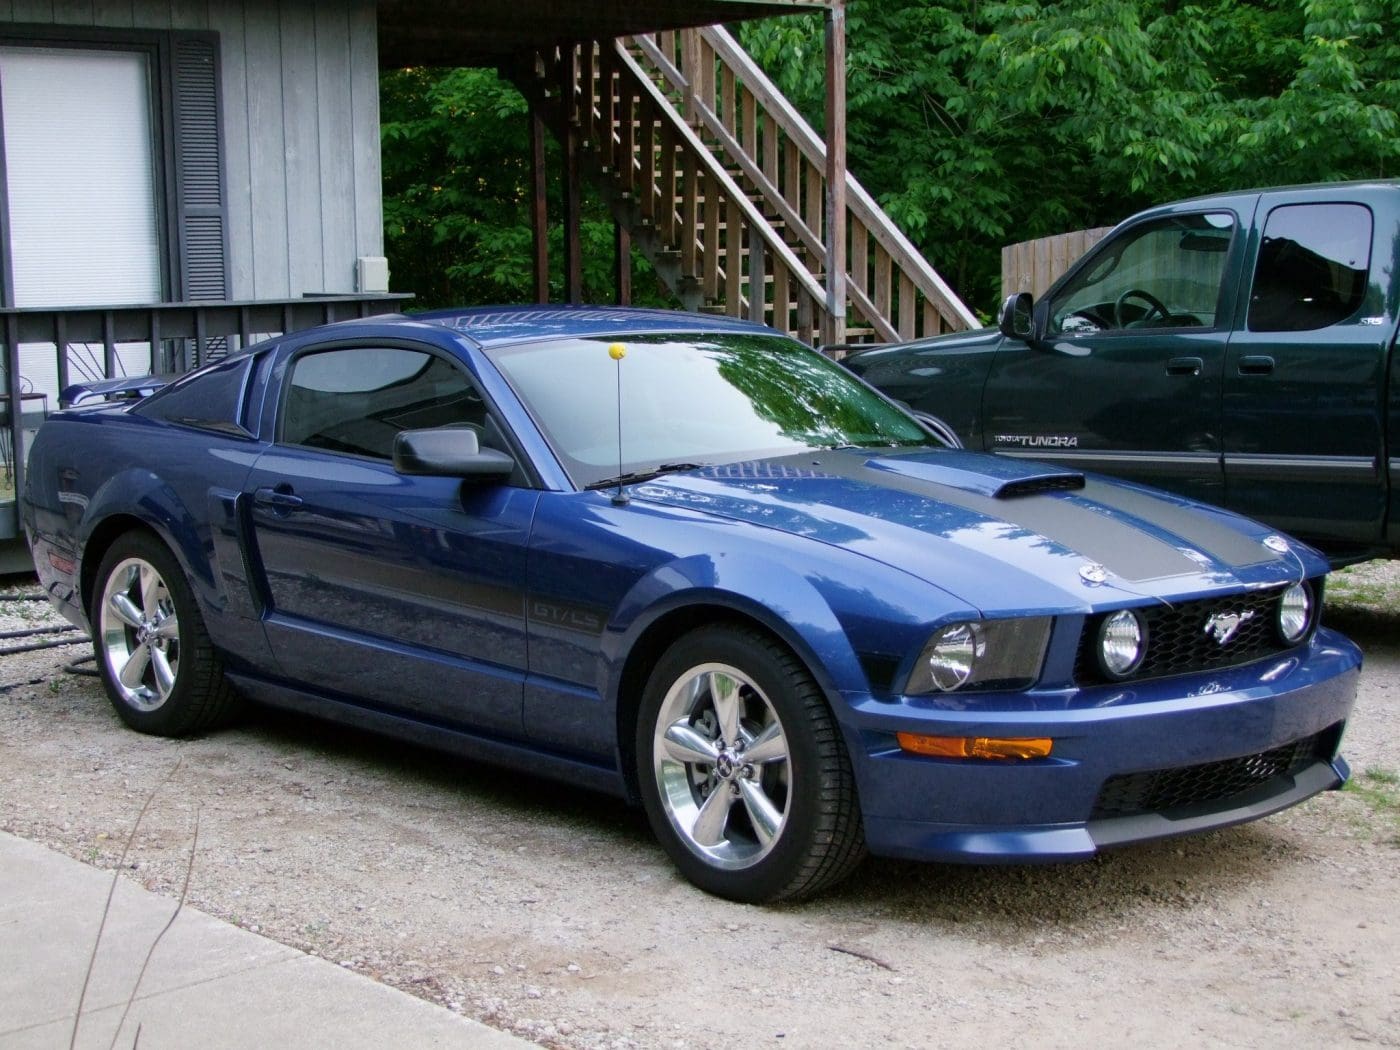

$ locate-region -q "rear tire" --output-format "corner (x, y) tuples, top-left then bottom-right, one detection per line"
(636, 625), (866, 902)
(90, 531), (242, 736)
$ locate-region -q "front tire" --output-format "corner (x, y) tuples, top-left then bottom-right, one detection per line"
(636, 625), (865, 903)
(90, 531), (241, 736)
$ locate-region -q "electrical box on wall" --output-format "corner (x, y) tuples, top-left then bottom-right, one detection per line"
(357, 256), (390, 293)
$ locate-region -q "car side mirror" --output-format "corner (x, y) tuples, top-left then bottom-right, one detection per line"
(998, 292), (1035, 341)
(393, 427), (516, 480)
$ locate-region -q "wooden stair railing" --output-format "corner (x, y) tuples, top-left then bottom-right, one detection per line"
(524, 40), (832, 342)
(629, 26), (978, 343)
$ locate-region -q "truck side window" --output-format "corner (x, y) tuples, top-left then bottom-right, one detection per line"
(1248, 203), (1371, 332)
(1048, 212), (1235, 335)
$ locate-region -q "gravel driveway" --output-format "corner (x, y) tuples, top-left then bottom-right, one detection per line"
(2, 567), (1397, 1049)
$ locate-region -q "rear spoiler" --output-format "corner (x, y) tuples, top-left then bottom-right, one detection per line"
(60, 375), (172, 408)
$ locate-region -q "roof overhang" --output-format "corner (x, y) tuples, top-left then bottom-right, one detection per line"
(377, 0), (827, 68)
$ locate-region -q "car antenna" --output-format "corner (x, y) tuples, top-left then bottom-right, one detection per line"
(608, 342), (629, 506)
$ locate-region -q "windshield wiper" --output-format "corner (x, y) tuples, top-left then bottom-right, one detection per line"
(586, 463), (710, 491)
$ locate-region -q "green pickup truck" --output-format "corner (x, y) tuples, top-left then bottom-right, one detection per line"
(845, 180), (1400, 566)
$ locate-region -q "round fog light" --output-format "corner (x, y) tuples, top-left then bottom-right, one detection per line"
(1099, 609), (1146, 678)
(926, 622), (985, 691)
(1277, 583), (1312, 644)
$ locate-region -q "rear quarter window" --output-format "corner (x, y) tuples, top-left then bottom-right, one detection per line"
(132, 356), (254, 436)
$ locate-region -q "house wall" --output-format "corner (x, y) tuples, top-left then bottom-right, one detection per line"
(0, 0), (384, 298)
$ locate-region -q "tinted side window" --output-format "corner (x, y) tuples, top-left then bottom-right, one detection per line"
(1049, 212), (1235, 334)
(282, 346), (486, 460)
(1248, 203), (1372, 332)
(134, 355), (253, 435)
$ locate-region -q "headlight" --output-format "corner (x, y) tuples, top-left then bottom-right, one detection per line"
(906, 618), (1052, 694)
(1097, 609), (1146, 679)
(1277, 583), (1312, 644)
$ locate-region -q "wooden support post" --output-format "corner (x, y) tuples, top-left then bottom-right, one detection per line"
(615, 222), (632, 306)
(748, 229), (767, 325)
(4, 314), (22, 497)
(562, 113), (583, 304)
(581, 43), (597, 146)
(194, 308), (207, 367)
(823, 0), (848, 347)
(54, 315), (68, 393)
(681, 29), (701, 126)
(531, 101), (550, 303)
(102, 311), (116, 376)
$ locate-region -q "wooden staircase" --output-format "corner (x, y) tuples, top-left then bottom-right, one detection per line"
(516, 27), (977, 347)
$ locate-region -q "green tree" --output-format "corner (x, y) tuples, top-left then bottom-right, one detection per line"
(380, 68), (668, 309)
(741, 0), (1400, 315)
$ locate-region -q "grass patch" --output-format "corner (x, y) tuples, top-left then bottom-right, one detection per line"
(1342, 767), (1400, 845)
(1326, 562), (1400, 614)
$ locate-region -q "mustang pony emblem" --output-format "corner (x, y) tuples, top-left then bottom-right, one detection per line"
(1204, 610), (1255, 646)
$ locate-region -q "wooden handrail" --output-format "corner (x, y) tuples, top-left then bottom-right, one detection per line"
(611, 42), (828, 309)
(699, 27), (977, 331)
(630, 26), (979, 339)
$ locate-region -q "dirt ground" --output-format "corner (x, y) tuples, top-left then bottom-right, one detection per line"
(1, 565), (1398, 1050)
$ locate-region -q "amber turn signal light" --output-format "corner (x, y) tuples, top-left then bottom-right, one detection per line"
(896, 732), (1053, 760)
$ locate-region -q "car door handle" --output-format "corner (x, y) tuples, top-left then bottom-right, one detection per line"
(1166, 356), (1203, 376)
(1237, 355), (1275, 376)
(253, 485), (304, 511)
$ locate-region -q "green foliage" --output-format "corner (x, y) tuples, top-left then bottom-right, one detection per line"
(740, 0), (1400, 313)
(380, 68), (669, 310)
(380, 3), (1400, 317)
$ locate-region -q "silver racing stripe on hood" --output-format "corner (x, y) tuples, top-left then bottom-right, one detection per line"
(817, 451), (1271, 582)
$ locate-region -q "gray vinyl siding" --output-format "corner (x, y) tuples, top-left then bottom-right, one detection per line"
(0, 0), (383, 298)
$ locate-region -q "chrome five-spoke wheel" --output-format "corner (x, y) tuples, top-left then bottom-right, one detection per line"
(638, 626), (866, 903)
(90, 531), (240, 736)
(98, 556), (181, 711)
(653, 661), (791, 870)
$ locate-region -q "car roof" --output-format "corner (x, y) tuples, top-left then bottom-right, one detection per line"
(403, 304), (778, 348)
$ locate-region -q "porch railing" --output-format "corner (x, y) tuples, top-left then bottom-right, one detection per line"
(1, 292), (412, 529)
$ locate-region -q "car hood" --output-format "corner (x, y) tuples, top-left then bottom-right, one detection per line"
(630, 449), (1313, 616)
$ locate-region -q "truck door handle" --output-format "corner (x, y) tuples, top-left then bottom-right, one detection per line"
(1166, 356), (1203, 376)
(1237, 355), (1275, 376)
(253, 485), (304, 511)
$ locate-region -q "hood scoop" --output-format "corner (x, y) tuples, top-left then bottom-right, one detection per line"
(865, 452), (1086, 500)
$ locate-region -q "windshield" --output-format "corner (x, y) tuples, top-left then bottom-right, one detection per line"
(488, 332), (931, 489)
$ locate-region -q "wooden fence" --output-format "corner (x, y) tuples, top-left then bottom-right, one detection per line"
(1002, 227), (1113, 300)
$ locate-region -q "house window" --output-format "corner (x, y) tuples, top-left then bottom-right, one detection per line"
(0, 30), (228, 405)
(0, 46), (162, 307)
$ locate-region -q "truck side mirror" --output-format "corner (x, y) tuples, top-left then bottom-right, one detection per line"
(998, 292), (1035, 340)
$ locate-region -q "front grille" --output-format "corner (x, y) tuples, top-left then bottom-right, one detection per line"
(1090, 727), (1336, 820)
(1075, 585), (1308, 685)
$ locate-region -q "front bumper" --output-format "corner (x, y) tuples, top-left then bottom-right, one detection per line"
(842, 627), (1360, 863)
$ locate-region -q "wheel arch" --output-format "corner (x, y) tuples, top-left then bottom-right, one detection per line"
(79, 514), (166, 617)
(614, 602), (802, 803)
(77, 469), (215, 621)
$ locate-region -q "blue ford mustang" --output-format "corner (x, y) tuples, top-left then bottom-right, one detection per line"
(23, 307), (1360, 902)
